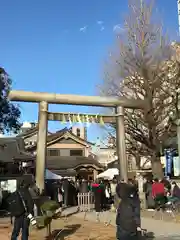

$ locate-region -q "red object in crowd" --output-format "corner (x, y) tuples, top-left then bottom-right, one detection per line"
(92, 183), (99, 188)
(152, 182), (165, 198)
(91, 183), (102, 193)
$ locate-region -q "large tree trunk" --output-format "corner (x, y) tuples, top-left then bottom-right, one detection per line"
(151, 157), (163, 179)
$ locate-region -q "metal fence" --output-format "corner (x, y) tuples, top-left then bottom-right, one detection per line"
(77, 192), (94, 212)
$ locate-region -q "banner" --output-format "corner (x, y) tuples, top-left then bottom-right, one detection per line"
(77, 114), (81, 123)
(68, 115), (72, 126)
(165, 149), (173, 176)
(58, 113), (105, 125)
(173, 156), (180, 176)
(72, 115), (77, 123)
(99, 116), (104, 125)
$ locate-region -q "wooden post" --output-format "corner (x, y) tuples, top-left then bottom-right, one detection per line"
(116, 106), (128, 182)
(36, 101), (48, 193)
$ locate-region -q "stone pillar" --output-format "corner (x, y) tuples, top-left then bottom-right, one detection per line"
(116, 106), (128, 182)
(36, 101), (48, 193)
(136, 172), (146, 209)
(93, 169), (98, 180)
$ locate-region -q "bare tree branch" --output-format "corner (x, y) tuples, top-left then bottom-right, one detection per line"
(100, 0), (179, 177)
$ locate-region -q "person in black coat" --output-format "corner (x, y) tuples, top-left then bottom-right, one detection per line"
(172, 181), (180, 199)
(116, 182), (141, 240)
(68, 181), (77, 206)
(51, 181), (59, 202)
(62, 179), (69, 207)
(79, 180), (88, 193)
(11, 180), (34, 240)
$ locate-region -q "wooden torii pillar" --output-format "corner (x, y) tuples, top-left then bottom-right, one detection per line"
(9, 90), (145, 192)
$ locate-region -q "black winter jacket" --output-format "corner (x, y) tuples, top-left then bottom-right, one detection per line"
(116, 183), (140, 233)
(19, 187), (34, 215)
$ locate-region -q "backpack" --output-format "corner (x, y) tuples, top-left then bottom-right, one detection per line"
(6, 191), (26, 217)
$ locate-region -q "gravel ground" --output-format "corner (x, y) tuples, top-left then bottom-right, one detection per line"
(0, 216), (116, 240)
(74, 210), (180, 239)
(1, 207), (180, 239)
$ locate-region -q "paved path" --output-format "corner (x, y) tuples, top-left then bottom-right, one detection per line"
(75, 211), (180, 239)
(61, 206), (79, 217)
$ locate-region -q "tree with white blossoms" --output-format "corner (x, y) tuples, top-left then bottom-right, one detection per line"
(100, 0), (180, 178)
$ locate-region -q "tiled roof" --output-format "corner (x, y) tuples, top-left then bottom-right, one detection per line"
(0, 137), (25, 150)
(25, 127), (68, 150)
(46, 156), (103, 170)
(46, 127), (69, 143)
(107, 160), (119, 169)
(17, 126), (39, 138)
(51, 169), (76, 177)
(13, 151), (35, 161)
(18, 126), (53, 139)
(45, 127), (93, 145)
(26, 127), (94, 150)
(0, 137), (33, 163)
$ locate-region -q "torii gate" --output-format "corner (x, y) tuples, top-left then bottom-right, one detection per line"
(9, 90), (145, 192)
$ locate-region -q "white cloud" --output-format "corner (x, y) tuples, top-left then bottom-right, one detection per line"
(79, 26), (87, 32)
(97, 20), (103, 25)
(97, 20), (105, 31)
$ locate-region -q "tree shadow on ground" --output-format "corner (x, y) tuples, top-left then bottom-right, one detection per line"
(45, 224), (81, 240)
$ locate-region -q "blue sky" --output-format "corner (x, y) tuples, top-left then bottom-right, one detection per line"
(0, 0), (179, 141)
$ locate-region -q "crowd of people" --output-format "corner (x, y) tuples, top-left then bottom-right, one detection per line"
(3, 175), (180, 240)
(6, 177), (120, 240)
(45, 177), (142, 239)
(143, 177), (180, 210)
(44, 177), (141, 239)
(44, 178), (118, 211)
